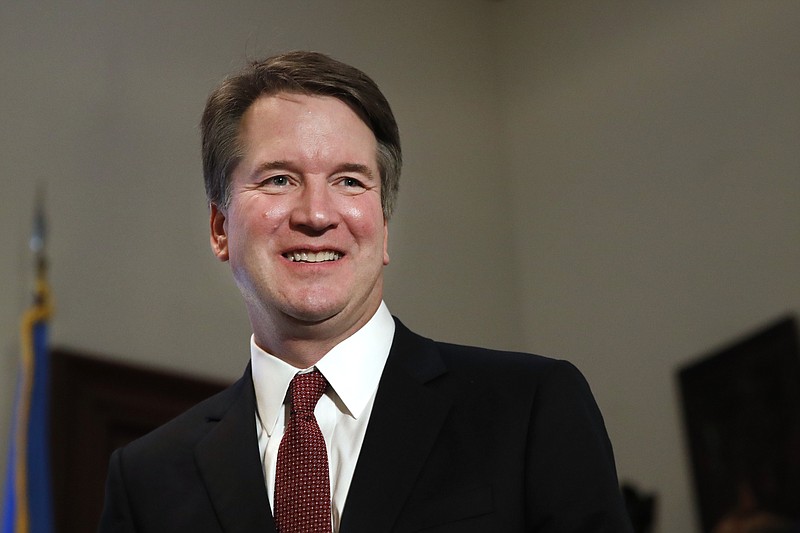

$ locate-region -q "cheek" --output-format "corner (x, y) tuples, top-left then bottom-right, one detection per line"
(344, 204), (385, 239)
(260, 207), (287, 233)
(246, 199), (291, 234)
(226, 205), (287, 255)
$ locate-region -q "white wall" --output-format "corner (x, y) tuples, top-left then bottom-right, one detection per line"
(2, 2), (798, 532)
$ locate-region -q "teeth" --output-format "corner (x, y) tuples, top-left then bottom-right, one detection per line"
(285, 251), (342, 263)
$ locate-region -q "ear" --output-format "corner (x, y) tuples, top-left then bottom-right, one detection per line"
(382, 218), (390, 266)
(210, 203), (229, 262)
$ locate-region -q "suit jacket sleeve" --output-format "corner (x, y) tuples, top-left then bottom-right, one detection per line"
(524, 360), (631, 532)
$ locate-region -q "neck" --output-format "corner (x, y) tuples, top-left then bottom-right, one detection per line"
(257, 336), (338, 369)
(250, 302), (381, 369)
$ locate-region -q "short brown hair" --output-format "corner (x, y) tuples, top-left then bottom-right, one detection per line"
(200, 51), (402, 218)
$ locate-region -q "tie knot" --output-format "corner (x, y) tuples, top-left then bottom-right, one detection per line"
(289, 370), (327, 414)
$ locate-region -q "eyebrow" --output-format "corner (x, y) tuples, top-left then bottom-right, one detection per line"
(253, 161), (376, 180)
(335, 163), (376, 180)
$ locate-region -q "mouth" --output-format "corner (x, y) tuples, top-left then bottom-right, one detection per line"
(282, 250), (343, 263)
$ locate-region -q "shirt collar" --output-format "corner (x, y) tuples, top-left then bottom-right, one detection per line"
(250, 301), (395, 436)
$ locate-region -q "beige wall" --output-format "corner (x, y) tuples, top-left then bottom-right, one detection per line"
(2, 2), (798, 532)
(496, 2), (800, 532)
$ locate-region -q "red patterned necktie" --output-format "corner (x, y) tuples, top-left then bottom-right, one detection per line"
(274, 370), (332, 533)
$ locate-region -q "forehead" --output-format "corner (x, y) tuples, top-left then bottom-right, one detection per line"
(236, 92), (378, 166)
(241, 92), (371, 138)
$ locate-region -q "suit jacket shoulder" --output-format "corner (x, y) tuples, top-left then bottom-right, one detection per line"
(125, 371), (248, 458)
(99, 367), (274, 533)
(341, 319), (632, 532)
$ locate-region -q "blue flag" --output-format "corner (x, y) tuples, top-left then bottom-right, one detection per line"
(2, 197), (54, 533)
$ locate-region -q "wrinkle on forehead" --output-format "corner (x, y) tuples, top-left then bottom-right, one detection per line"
(238, 93), (379, 178)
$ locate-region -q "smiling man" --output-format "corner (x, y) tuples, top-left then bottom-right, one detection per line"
(211, 92), (389, 368)
(99, 51), (633, 533)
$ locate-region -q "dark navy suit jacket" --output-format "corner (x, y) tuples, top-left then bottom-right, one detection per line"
(99, 319), (633, 532)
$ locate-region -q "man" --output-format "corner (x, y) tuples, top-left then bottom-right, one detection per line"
(99, 51), (632, 532)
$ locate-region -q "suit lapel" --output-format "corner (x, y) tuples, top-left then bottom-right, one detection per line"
(340, 319), (451, 533)
(194, 366), (276, 533)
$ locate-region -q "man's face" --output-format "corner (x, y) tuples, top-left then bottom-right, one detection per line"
(210, 93), (389, 349)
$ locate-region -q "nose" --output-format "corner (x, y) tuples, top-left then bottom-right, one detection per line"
(289, 180), (340, 233)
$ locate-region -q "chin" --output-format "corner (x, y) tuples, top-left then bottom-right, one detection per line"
(283, 300), (344, 324)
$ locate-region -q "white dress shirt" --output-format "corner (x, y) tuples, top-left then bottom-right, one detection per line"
(250, 302), (395, 532)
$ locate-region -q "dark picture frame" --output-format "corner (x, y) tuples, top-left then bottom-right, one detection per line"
(678, 316), (800, 532)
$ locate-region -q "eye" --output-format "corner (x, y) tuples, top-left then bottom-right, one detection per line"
(342, 177), (363, 188)
(264, 175), (290, 187)
(252, 174), (295, 194)
(334, 175), (372, 196)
